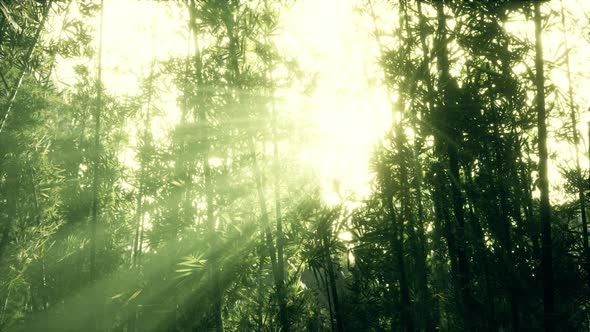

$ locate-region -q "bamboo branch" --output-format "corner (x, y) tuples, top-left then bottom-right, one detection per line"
(0, 0), (53, 135)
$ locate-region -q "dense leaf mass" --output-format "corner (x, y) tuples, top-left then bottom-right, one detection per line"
(0, 0), (589, 331)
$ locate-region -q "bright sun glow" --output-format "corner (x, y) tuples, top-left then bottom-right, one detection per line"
(55, 0), (590, 206)
(55, 0), (392, 206)
(275, 0), (392, 205)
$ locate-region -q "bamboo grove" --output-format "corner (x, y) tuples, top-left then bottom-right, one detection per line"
(0, 0), (589, 331)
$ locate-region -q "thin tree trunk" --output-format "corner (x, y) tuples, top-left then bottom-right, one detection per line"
(465, 177), (496, 328)
(257, 248), (264, 330)
(128, 59), (155, 332)
(434, 2), (473, 329)
(491, 95), (519, 331)
(386, 174), (413, 332)
(88, 2), (105, 331)
(261, 4), (289, 323)
(533, 3), (554, 331)
(320, 267), (336, 332)
(415, 5), (439, 327)
(90, 0), (104, 281)
(368, 2), (422, 327)
(522, 154), (540, 258)
(132, 154), (146, 270)
(220, 1), (289, 329)
(270, 67), (289, 332)
(0, 165), (15, 260)
(0, 287), (10, 328)
(188, 2), (222, 330)
(28, 165), (49, 312)
(392, 45), (413, 331)
(249, 137), (281, 297)
(323, 235), (344, 332)
(413, 150), (434, 331)
(559, 0), (589, 288)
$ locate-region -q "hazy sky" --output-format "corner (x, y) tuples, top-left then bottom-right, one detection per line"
(52, 0), (590, 205)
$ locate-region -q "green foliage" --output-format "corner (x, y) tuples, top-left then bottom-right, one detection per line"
(1, 1), (589, 331)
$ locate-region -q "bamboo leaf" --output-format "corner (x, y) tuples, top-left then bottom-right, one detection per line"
(125, 289), (143, 305)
